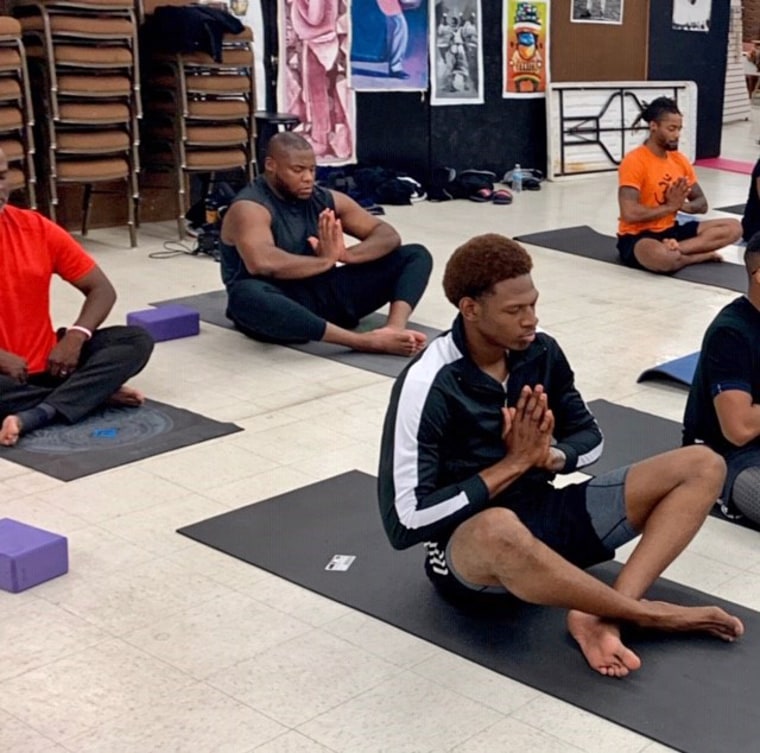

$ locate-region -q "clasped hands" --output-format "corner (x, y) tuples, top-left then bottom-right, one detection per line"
(502, 384), (557, 471)
(665, 177), (691, 212)
(307, 209), (348, 264)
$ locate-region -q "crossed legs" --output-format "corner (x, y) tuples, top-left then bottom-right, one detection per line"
(0, 326), (153, 446)
(448, 446), (743, 676)
(634, 218), (742, 273)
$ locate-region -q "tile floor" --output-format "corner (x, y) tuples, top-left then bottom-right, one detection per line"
(1, 120), (759, 752)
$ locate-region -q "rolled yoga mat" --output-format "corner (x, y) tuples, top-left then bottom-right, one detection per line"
(515, 226), (746, 293)
(177, 470), (760, 753)
(150, 291), (441, 380)
(636, 352), (699, 388)
(715, 203), (746, 216)
(0, 399), (241, 481)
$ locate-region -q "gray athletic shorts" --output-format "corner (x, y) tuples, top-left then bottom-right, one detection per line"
(426, 465), (638, 600)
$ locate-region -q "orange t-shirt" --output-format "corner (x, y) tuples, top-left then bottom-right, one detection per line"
(617, 145), (697, 236)
(0, 205), (96, 374)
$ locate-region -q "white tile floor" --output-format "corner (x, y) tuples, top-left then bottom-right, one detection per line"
(2, 120), (758, 752)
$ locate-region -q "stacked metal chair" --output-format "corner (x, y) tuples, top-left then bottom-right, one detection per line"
(0, 16), (36, 207)
(13, 0), (139, 245)
(139, 1), (256, 238)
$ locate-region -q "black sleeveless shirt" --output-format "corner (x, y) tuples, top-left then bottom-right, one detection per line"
(220, 176), (335, 286)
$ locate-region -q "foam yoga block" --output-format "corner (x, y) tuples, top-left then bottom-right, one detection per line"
(0, 518), (68, 592)
(127, 305), (200, 342)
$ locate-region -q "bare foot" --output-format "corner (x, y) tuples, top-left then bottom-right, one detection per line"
(0, 415), (22, 446)
(636, 600), (744, 641)
(663, 238), (680, 251)
(107, 385), (145, 407)
(359, 327), (427, 357)
(567, 610), (642, 677)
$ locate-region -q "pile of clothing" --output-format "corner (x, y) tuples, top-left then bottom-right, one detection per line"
(316, 165), (426, 214)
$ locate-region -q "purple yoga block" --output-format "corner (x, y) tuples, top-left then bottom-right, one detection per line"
(0, 518), (69, 593)
(126, 304), (200, 342)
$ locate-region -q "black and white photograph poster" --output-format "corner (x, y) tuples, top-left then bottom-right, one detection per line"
(672, 0), (711, 32)
(570, 0), (623, 24)
(430, 0), (484, 105)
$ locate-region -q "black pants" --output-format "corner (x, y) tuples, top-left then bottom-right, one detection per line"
(225, 243), (433, 343)
(0, 326), (154, 423)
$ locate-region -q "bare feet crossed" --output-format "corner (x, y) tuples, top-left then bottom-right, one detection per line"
(568, 601), (743, 677)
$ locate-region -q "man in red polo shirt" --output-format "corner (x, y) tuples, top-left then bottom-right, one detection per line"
(0, 148), (154, 446)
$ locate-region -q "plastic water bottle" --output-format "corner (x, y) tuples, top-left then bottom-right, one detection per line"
(512, 163), (523, 194)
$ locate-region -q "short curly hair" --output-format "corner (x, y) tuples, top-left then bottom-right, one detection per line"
(443, 233), (533, 306)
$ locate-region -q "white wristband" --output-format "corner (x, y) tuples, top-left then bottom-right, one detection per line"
(68, 325), (93, 340)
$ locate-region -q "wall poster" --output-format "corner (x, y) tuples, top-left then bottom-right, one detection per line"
(278, 0), (356, 164)
(503, 1), (549, 98)
(570, 0), (623, 24)
(672, 0), (711, 32)
(350, 0), (430, 92)
(430, 0), (484, 106)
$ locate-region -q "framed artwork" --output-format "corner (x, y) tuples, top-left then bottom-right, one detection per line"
(277, 0), (356, 164)
(570, 0), (623, 25)
(430, 0), (484, 106)
(672, 0), (711, 33)
(503, 1), (549, 99)
(350, 0), (430, 92)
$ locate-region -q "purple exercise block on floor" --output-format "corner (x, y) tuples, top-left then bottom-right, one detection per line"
(0, 518), (68, 593)
(127, 304), (200, 342)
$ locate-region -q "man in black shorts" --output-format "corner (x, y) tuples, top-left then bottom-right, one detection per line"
(378, 233), (743, 677)
(616, 97), (740, 273)
(684, 232), (760, 524)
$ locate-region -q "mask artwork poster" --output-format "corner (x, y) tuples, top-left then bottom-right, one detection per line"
(503, 0), (548, 99)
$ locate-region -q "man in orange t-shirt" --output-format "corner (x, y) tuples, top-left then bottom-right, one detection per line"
(0, 148), (154, 446)
(617, 97), (741, 273)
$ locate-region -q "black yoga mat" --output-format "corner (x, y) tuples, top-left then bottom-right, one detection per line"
(150, 291), (441, 379)
(586, 399), (683, 475)
(178, 470), (760, 753)
(715, 204), (745, 216)
(516, 225), (746, 292)
(0, 399), (241, 481)
(636, 352), (699, 388)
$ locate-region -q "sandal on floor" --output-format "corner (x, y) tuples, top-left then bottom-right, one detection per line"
(492, 188), (513, 205)
(469, 187), (493, 202)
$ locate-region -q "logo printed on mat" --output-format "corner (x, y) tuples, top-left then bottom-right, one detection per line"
(325, 554), (356, 572)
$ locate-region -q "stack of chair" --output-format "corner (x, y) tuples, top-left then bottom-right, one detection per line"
(0, 16), (36, 207)
(139, 1), (256, 238)
(13, 0), (140, 246)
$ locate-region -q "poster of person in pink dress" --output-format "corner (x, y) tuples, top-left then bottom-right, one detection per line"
(278, 0), (356, 164)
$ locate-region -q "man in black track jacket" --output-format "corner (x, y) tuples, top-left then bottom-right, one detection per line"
(378, 233), (743, 677)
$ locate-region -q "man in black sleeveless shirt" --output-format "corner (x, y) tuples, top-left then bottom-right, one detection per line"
(220, 133), (432, 356)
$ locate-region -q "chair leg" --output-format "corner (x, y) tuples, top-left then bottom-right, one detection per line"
(127, 179), (137, 247)
(82, 184), (93, 237)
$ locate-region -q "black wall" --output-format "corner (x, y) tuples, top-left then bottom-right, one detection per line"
(358, 0), (546, 181)
(648, 0), (731, 159)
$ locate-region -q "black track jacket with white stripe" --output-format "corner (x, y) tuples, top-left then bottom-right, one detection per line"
(378, 315), (603, 550)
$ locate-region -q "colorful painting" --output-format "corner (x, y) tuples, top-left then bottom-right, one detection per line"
(278, 0), (356, 164)
(429, 0), (483, 106)
(570, 0), (623, 24)
(672, 0), (711, 32)
(350, 0), (429, 91)
(503, 1), (548, 98)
